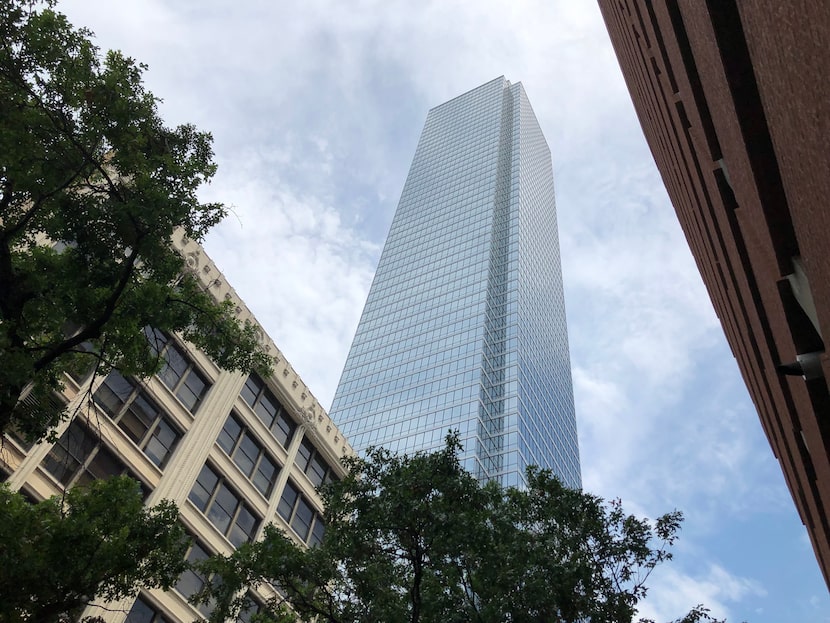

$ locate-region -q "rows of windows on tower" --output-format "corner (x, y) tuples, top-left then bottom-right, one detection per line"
(328, 76), (580, 489)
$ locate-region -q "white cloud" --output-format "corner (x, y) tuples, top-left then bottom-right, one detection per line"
(637, 563), (766, 623)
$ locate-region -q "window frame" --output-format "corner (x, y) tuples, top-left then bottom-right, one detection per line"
(277, 479), (325, 545)
(93, 370), (182, 469)
(145, 327), (211, 413)
(240, 374), (297, 449)
(189, 463), (262, 546)
(217, 412), (281, 497)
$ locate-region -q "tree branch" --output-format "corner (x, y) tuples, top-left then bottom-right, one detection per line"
(33, 245), (141, 372)
(0, 159), (92, 243)
(0, 57), (122, 208)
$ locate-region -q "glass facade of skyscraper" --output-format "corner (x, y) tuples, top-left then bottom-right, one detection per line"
(330, 77), (580, 488)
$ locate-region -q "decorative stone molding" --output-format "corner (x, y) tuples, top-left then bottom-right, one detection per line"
(185, 251), (200, 269)
(297, 404), (318, 430)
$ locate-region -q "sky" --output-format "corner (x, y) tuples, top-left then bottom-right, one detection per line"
(58, 1), (828, 621)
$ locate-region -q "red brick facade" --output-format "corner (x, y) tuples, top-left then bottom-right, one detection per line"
(597, 0), (830, 586)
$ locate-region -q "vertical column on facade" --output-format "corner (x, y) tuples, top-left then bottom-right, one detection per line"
(477, 83), (514, 483)
(150, 369), (246, 505)
(260, 420), (307, 537)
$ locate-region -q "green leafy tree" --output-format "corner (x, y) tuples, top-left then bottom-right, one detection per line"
(197, 436), (727, 623)
(0, 476), (189, 623)
(0, 0), (271, 441)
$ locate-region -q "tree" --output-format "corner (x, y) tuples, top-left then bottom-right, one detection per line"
(0, 476), (189, 623)
(0, 0), (271, 442)
(197, 435), (727, 623)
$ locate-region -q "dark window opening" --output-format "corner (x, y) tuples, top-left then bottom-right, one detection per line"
(145, 328), (211, 412)
(126, 594), (173, 623)
(295, 437), (338, 489)
(175, 540), (215, 617)
(241, 374), (296, 449)
(93, 371), (182, 469)
(277, 479), (325, 545)
(217, 413), (280, 496)
(41, 420), (148, 495)
(189, 464), (262, 546)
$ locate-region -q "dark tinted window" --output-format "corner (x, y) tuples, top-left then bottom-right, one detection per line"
(295, 437), (338, 488)
(126, 595), (173, 623)
(240, 375), (296, 448)
(189, 464), (261, 546)
(93, 371), (182, 468)
(42, 420), (146, 493)
(277, 479), (325, 545)
(217, 414), (281, 497)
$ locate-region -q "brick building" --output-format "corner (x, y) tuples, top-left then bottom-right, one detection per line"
(597, 0), (830, 586)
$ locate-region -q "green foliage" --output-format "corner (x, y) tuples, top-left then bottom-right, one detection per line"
(197, 435), (725, 623)
(0, 476), (189, 623)
(0, 0), (271, 441)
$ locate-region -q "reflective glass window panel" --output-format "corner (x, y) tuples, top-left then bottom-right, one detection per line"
(189, 464), (218, 512)
(252, 455), (278, 497)
(189, 463), (261, 544)
(177, 369), (209, 412)
(92, 371), (182, 469)
(277, 481), (299, 521)
(216, 414), (280, 497)
(175, 541), (214, 616)
(291, 496), (314, 541)
(153, 336), (211, 413)
(126, 595), (172, 623)
(309, 519), (326, 547)
(93, 370), (135, 417)
(242, 374), (295, 448)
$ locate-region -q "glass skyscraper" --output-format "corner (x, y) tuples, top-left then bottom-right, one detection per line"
(330, 77), (580, 488)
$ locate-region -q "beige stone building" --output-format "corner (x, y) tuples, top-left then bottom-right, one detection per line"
(0, 230), (352, 622)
